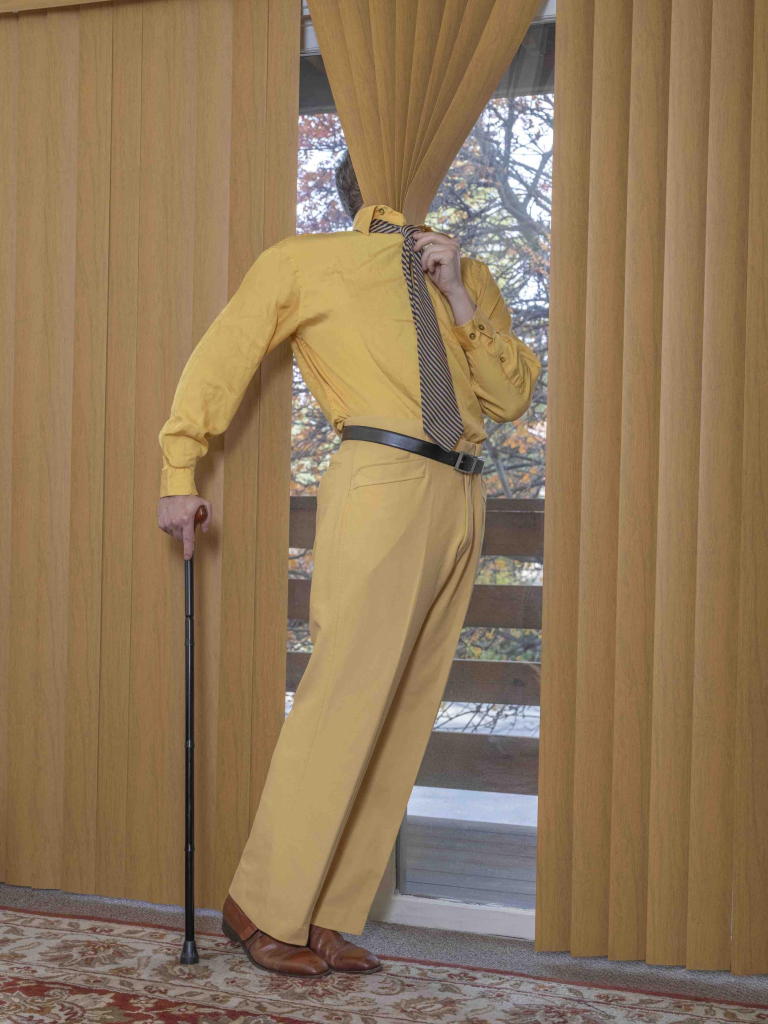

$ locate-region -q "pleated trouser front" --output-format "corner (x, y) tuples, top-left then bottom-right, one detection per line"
(228, 414), (487, 945)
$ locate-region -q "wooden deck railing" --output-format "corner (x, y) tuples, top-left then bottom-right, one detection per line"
(288, 496), (544, 796)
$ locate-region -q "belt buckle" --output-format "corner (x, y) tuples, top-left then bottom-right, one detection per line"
(454, 450), (477, 474)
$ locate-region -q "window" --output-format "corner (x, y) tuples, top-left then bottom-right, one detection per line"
(289, 7), (552, 915)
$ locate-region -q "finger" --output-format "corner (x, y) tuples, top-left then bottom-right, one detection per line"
(412, 231), (452, 250)
(422, 247), (447, 274)
(182, 518), (195, 560)
(412, 233), (440, 250)
(202, 500), (212, 531)
(419, 243), (440, 266)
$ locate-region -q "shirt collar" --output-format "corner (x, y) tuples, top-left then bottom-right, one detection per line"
(353, 203), (431, 234)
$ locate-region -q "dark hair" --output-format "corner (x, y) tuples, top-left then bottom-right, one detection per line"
(334, 148), (364, 220)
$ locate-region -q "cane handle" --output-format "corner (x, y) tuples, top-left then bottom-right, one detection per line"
(194, 505), (208, 529)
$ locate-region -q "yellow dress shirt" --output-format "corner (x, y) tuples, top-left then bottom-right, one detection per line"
(158, 203), (542, 497)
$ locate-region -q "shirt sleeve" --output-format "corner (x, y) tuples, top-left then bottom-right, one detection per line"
(158, 244), (301, 497)
(451, 258), (542, 424)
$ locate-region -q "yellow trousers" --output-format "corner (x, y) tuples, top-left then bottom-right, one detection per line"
(228, 414), (487, 945)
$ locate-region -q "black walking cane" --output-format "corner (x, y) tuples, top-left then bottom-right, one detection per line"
(180, 503), (208, 966)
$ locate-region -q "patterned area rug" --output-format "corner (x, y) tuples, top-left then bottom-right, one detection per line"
(1, 906), (766, 1023)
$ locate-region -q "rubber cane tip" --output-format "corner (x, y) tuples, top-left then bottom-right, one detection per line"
(179, 939), (199, 964)
(194, 505), (208, 528)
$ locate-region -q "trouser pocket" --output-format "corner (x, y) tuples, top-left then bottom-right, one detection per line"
(348, 442), (427, 500)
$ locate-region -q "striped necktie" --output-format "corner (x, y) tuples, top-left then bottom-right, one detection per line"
(369, 217), (464, 452)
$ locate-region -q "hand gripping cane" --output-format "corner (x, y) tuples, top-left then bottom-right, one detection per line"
(180, 504), (208, 966)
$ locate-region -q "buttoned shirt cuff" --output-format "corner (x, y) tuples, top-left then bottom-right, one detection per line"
(160, 466), (199, 498)
(451, 306), (532, 392)
(451, 306), (493, 351)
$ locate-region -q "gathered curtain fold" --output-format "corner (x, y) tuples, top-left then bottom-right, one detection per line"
(307, 0), (539, 224)
(538, 0), (767, 975)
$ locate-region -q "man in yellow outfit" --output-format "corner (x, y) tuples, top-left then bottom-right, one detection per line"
(157, 151), (541, 978)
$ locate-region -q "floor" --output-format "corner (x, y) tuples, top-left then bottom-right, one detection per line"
(1, 882), (765, 1005)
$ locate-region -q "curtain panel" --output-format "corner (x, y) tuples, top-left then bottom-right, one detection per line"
(307, 0), (540, 224)
(538, 0), (767, 975)
(0, 0), (299, 912)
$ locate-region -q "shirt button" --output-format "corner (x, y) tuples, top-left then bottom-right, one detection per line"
(469, 332), (476, 340)
(478, 323), (485, 330)
(376, 206), (385, 213)
(500, 355), (506, 361)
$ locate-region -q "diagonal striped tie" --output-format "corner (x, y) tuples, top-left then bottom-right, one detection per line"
(369, 217), (464, 452)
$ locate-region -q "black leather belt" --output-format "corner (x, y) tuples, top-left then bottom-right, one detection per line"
(340, 425), (485, 475)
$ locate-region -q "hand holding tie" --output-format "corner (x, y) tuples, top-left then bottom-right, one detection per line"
(412, 230), (477, 326)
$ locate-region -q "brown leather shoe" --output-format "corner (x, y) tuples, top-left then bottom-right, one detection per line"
(307, 923), (383, 974)
(222, 895), (331, 978)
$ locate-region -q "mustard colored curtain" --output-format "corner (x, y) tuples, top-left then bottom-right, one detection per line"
(307, 0), (539, 224)
(0, 0), (298, 912)
(537, 0), (767, 975)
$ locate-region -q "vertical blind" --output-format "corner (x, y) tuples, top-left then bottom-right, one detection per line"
(0, 0), (299, 912)
(538, 0), (767, 974)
